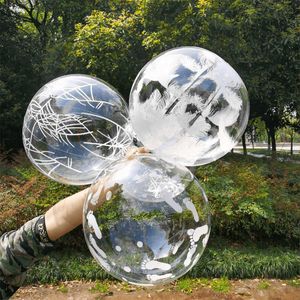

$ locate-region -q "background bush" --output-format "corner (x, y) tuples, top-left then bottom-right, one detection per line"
(0, 152), (299, 279)
(1, 153), (299, 247)
(196, 154), (300, 246)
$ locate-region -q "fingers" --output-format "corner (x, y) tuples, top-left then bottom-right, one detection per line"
(126, 146), (150, 160)
(88, 147), (151, 209)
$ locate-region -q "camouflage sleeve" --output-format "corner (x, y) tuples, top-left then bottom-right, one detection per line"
(0, 215), (54, 299)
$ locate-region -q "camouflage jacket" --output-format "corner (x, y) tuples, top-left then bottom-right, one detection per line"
(0, 216), (54, 299)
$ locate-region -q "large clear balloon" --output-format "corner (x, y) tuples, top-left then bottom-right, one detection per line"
(83, 154), (210, 286)
(129, 47), (249, 166)
(23, 74), (133, 185)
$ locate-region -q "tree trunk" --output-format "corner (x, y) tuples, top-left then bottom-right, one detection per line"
(290, 130), (294, 156)
(269, 125), (276, 157)
(242, 133), (247, 156)
(267, 130), (271, 151)
(251, 128), (255, 149)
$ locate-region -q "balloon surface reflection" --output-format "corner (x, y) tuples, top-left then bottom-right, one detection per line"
(23, 74), (132, 185)
(130, 47), (249, 166)
(83, 154), (210, 285)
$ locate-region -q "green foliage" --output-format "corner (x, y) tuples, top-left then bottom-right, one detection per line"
(15, 164), (81, 209)
(7, 159), (296, 278)
(176, 278), (210, 294)
(195, 156), (272, 236)
(25, 249), (111, 284)
(191, 241), (300, 279)
(0, 4), (40, 150)
(195, 154), (300, 245)
(287, 278), (300, 288)
(37, 180), (80, 209)
(258, 280), (270, 290)
(72, 7), (147, 97)
(176, 278), (198, 294)
(57, 284), (68, 293)
(94, 191), (123, 231)
(1, 0), (298, 151)
(89, 281), (110, 293)
(0, 161), (81, 235)
(1, 153), (300, 246)
(131, 210), (165, 222)
(25, 242), (300, 285)
(210, 277), (230, 293)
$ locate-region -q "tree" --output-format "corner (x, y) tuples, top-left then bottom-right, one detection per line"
(285, 110), (300, 156)
(0, 3), (39, 150)
(1, 0), (299, 154)
(4, 0), (54, 48)
(72, 5), (147, 98)
(230, 0), (299, 154)
(0, 0), (97, 151)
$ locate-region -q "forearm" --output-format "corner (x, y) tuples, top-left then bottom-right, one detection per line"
(45, 187), (89, 241)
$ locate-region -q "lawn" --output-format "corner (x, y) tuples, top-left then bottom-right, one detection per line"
(0, 151), (299, 284)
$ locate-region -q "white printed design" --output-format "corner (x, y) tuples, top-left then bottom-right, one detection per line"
(141, 258), (171, 271)
(147, 170), (183, 213)
(131, 165), (185, 212)
(123, 266), (131, 273)
(184, 225), (209, 267)
(183, 197), (199, 222)
(88, 236), (111, 272)
(130, 47), (248, 166)
(23, 76), (132, 181)
(87, 211), (102, 240)
(137, 241), (143, 248)
(146, 273), (173, 282)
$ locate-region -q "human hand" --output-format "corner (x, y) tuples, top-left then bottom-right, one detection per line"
(45, 147), (149, 241)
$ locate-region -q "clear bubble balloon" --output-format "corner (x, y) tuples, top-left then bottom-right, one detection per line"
(83, 154), (210, 286)
(129, 47), (249, 166)
(23, 74), (133, 185)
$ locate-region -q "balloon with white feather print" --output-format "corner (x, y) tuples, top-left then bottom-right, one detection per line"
(83, 154), (210, 286)
(129, 47), (249, 166)
(23, 74), (133, 185)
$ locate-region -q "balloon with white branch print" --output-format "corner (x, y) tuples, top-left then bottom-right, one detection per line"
(83, 154), (210, 286)
(129, 47), (249, 166)
(23, 74), (133, 185)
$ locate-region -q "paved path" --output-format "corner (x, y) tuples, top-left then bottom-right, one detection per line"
(235, 143), (300, 152)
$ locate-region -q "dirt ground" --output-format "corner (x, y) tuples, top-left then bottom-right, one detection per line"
(11, 279), (300, 300)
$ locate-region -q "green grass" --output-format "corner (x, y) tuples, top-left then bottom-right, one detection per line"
(258, 280), (270, 289)
(210, 277), (230, 293)
(1, 153), (300, 285)
(57, 284), (68, 293)
(176, 278), (198, 294)
(24, 241), (300, 285)
(176, 278), (219, 294)
(89, 281), (110, 293)
(120, 282), (140, 292)
(287, 278), (300, 287)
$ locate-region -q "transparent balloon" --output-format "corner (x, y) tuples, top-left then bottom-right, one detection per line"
(23, 74), (133, 185)
(83, 154), (210, 286)
(129, 47), (249, 166)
